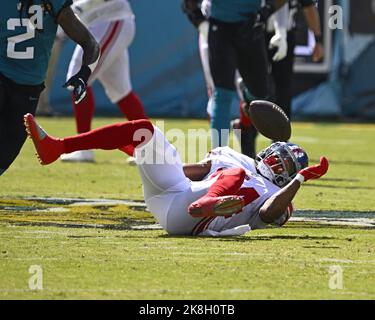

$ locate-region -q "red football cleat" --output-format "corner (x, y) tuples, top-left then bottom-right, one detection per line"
(24, 113), (64, 165)
(188, 195), (244, 218)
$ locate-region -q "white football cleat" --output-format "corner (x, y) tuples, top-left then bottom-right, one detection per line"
(60, 150), (95, 163)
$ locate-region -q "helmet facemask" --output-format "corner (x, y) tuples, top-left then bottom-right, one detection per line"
(256, 142), (308, 187)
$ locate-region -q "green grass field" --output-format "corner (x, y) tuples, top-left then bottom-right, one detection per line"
(0, 117), (375, 299)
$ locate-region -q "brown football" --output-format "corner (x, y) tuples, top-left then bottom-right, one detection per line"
(247, 100), (291, 141)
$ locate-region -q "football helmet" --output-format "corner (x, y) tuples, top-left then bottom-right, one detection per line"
(256, 142), (309, 187)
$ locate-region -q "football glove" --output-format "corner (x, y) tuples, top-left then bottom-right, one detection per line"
(63, 65), (91, 104)
(295, 156), (329, 183)
(269, 29), (288, 61)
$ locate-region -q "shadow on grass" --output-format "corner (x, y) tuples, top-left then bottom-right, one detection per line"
(321, 178), (362, 182)
(301, 245), (340, 249)
(304, 183), (375, 190)
(1, 197), (374, 235)
(2, 215), (372, 235)
(0, 219), (159, 232)
(157, 233), (340, 242)
(310, 159), (375, 167)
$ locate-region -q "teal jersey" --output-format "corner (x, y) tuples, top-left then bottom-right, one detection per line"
(0, 0), (72, 85)
(211, 0), (262, 23)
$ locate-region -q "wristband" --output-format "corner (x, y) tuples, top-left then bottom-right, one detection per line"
(314, 34), (323, 44)
(294, 173), (305, 184)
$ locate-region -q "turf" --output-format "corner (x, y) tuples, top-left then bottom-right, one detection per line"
(0, 117), (374, 299)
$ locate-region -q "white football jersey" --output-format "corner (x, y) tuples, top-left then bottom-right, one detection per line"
(202, 146), (258, 175)
(72, 0), (134, 26)
(192, 147), (291, 236)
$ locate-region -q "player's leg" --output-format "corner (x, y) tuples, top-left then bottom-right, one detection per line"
(24, 114), (154, 165)
(232, 74), (258, 158)
(94, 17), (147, 168)
(129, 126), (194, 229)
(231, 104), (258, 159)
(235, 27), (270, 158)
(235, 28), (269, 98)
(0, 78), (8, 175)
(198, 24), (217, 128)
(208, 19), (237, 148)
(0, 80), (42, 175)
(62, 43), (96, 162)
(97, 18), (147, 166)
(96, 17), (147, 121)
(132, 127), (191, 197)
(25, 114), (191, 231)
(188, 168), (246, 217)
(99, 50), (147, 121)
(270, 31), (296, 119)
(66, 44), (95, 133)
(199, 28), (214, 99)
(62, 20), (123, 162)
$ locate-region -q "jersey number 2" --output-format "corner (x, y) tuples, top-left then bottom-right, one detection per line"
(7, 19), (35, 59)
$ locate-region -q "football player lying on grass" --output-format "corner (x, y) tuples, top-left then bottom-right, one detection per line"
(24, 114), (329, 236)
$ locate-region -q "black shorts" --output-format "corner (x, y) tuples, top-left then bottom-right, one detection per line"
(208, 17), (269, 98)
(0, 73), (44, 174)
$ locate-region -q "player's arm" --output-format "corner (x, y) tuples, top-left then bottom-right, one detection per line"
(259, 157), (329, 223)
(300, 0), (324, 62)
(183, 160), (212, 181)
(56, 6), (100, 103)
(259, 179), (300, 223)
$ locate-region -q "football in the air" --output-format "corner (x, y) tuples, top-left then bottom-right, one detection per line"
(247, 100), (291, 141)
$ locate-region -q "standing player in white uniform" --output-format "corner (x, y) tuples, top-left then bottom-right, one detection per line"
(24, 113), (329, 236)
(61, 0), (148, 162)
